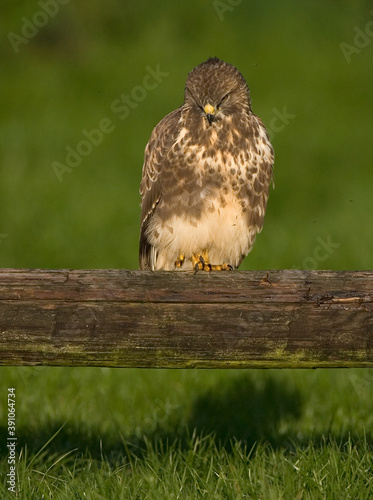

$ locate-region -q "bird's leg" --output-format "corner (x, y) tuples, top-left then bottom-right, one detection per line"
(175, 253), (185, 268)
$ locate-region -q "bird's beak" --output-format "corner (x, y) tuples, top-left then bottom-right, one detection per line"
(204, 104), (216, 125)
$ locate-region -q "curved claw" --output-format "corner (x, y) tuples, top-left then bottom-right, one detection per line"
(194, 255), (211, 273)
(191, 252), (232, 272)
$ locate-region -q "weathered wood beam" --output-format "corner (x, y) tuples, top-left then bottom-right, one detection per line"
(0, 269), (372, 368)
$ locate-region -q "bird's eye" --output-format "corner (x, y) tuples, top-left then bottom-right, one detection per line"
(217, 93), (229, 109)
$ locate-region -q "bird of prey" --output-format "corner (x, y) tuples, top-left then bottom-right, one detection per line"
(139, 57), (274, 271)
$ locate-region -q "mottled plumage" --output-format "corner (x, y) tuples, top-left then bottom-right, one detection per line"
(139, 57), (274, 271)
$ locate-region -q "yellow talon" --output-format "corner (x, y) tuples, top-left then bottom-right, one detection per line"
(192, 251), (211, 272)
(209, 263), (233, 271)
(191, 253), (204, 272)
(190, 251), (232, 272)
(175, 254), (185, 268)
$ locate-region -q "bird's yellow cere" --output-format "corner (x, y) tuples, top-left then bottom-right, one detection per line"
(204, 104), (215, 115)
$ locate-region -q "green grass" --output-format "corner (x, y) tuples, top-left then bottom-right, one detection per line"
(5, 435), (373, 499)
(1, 1), (373, 497)
(0, 368), (372, 498)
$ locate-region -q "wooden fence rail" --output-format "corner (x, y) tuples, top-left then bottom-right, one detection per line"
(0, 269), (372, 368)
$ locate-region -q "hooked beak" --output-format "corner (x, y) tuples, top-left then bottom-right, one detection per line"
(204, 103), (216, 126)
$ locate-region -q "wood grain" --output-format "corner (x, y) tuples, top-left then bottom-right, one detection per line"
(0, 269), (372, 368)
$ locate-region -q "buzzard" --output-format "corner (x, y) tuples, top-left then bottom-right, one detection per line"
(139, 57), (274, 271)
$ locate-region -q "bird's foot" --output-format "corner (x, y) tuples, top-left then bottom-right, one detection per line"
(209, 263), (233, 271)
(192, 251), (211, 273)
(191, 251), (233, 273)
(175, 253), (185, 268)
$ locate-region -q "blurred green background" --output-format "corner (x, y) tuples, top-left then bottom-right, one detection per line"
(1, 0), (372, 271)
(0, 2), (373, 496)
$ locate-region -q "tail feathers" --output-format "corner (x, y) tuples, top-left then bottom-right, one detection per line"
(139, 230), (156, 270)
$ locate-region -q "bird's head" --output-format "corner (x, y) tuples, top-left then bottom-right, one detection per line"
(184, 57), (252, 128)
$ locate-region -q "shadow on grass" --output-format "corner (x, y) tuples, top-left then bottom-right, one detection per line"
(0, 373), (370, 466)
(0, 421), (127, 467)
(187, 374), (303, 449)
